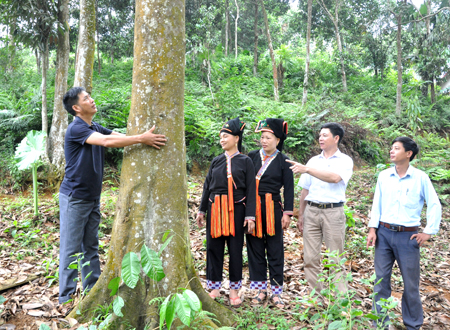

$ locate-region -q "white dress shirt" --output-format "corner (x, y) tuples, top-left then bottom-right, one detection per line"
(298, 149), (353, 203)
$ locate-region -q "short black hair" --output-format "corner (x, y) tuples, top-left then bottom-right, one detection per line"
(63, 87), (85, 116)
(392, 136), (419, 161)
(320, 122), (345, 144)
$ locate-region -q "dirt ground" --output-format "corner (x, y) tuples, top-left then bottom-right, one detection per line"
(1, 170), (449, 329)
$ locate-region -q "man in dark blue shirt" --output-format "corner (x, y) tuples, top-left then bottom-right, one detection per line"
(58, 87), (166, 304)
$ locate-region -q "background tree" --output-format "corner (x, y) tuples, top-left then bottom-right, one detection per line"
(302, 0), (313, 105)
(260, 0), (279, 101)
(73, 0), (96, 94)
(69, 0), (234, 327)
(48, 0), (70, 179)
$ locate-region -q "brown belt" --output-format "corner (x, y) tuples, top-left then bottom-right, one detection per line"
(379, 221), (418, 232)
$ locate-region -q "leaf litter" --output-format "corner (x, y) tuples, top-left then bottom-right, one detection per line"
(0, 169), (449, 329)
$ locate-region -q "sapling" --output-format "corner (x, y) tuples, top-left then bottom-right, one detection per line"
(14, 130), (47, 216)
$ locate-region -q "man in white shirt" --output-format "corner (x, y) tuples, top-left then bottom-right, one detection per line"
(366, 137), (441, 330)
(287, 122), (353, 292)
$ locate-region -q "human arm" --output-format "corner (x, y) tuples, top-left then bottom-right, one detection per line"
(282, 155), (294, 229)
(366, 227), (377, 248)
(286, 159), (342, 183)
(85, 125), (167, 149)
(297, 188), (309, 233)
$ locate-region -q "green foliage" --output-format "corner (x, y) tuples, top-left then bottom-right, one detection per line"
(293, 251), (399, 329)
(14, 130), (46, 216)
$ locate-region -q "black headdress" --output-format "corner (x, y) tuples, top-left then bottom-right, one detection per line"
(254, 118), (288, 152)
(220, 117), (246, 152)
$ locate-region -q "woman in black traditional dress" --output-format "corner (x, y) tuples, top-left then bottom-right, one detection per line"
(195, 117), (256, 307)
(246, 118), (294, 308)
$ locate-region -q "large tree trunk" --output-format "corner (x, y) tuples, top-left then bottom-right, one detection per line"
(234, 0), (239, 59)
(74, 0), (96, 93)
(253, 2), (259, 76)
(302, 0), (312, 106)
(259, 0), (278, 101)
(395, 14), (402, 116)
(49, 0), (70, 180)
(69, 0), (234, 327)
(41, 42), (50, 160)
(225, 0), (229, 56)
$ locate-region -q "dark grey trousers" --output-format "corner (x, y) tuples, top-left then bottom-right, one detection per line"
(58, 193), (101, 303)
(374, 225), (422, 330)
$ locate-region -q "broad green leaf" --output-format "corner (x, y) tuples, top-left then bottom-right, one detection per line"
(15, 130), (46, 171)
(113, 296), (124, 317)
(327, 320), (342, 330)
(182, 289), (201, 312)
(39, 324), (51, 330)
(419, 3), (427, 16)
(159, 295), (170, 330)
(108, 277), (121, 297)
(364, 313), (379, 320)
(121, 252), (140, 288)
(166, 298), (176, 330)
(175, 293), (192, 326)
(141, 245), (165, 281)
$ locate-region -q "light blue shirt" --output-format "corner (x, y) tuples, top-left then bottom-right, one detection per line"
(369, 165), (442, 235)
(298, 149), (353, 203)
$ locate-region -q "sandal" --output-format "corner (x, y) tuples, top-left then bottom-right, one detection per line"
(251, 290), (267, 305)
(270, 294), (285, 309)
(208, 291), (221, 300)
(229, 296), (244, 308)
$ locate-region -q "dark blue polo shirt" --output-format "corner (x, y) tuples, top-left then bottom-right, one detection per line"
(60, 116), (112, 200)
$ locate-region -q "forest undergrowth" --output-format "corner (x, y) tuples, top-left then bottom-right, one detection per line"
(0, 166), (449, 329)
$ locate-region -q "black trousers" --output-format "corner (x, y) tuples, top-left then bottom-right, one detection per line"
(206, 202), (245, 282)
(246, 198), (284, 287)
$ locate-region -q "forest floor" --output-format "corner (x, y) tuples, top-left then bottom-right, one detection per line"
(0, 168), (449, 329)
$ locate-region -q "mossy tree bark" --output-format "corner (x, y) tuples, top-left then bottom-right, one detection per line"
(69, 0), (234, 328)
(49, 0), (70, 180)
(74, 0), (96, 93)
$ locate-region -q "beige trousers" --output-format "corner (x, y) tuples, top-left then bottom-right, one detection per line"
(303, 204), (347, 293)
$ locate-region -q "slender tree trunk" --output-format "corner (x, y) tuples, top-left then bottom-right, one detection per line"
(35, 49), (41, 73)
(69, 0), (234, 327)
(41, 42), (50, 159)
(96, 0), (101, 74)
(6, 20), (16, 73)
(318, 0), (347, 92)
(302, 0), (312, 106)
(395, 14), (402, 116)
(334, 24), (347, 92)
(259, 0), (278, 101)
(49, 0), (70, 179)
(234, 0), (239, 59)
(74, 0), (96, 93)
(225, 0), (229, 56)
(431, 77), (436, 103)
(253, 2), (259, 76)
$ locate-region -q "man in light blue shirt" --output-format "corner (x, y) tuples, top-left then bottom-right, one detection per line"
(367, 137), (441, 330)
(288, 122), (353, 292)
